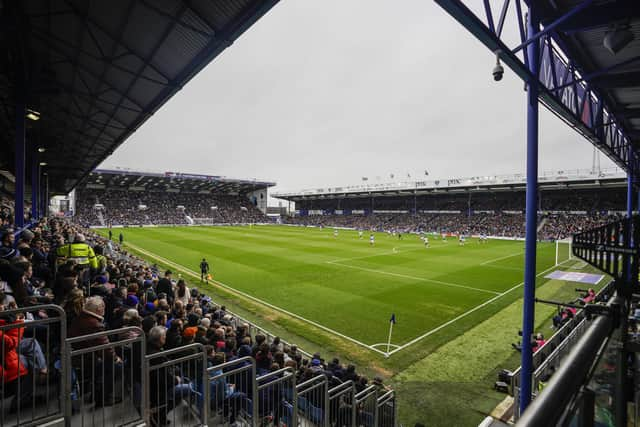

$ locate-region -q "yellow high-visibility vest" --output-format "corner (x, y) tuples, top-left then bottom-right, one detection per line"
(56, 243), (98, 269)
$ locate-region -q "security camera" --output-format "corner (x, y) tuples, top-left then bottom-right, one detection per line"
(493, 62), (504, 81)
(492, 51), (504, 81)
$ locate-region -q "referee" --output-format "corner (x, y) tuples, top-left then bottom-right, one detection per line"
(200, 258), (210, 283)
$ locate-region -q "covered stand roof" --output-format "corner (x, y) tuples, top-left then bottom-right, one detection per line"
(80, 168), (274, 194)
(0, 0), (279, 194)
(274, 168), (626, 201)
(539, 0), (640, 153)
(434, 0), (639, 175)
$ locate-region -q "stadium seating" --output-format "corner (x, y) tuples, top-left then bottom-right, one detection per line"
(74, 189), (268, 227)
(0, 217), (395, 426)
(283, 212), (617, 240)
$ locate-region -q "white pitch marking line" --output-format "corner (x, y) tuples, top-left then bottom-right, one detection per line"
(123, 241), (388, 356)
(328, 261), (501, 295)
(386, 258), (575, 356)
(480, 251), (525, 266)
(326, 247), (426, 264)
(482, 264), (524, 272)
(370, 343), (401, 350)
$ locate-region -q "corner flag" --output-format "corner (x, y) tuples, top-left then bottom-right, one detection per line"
(386, 314), (396, 356)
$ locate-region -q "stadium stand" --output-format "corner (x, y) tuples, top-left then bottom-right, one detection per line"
(73, 170), (273, 227)
(276, 169), (627, 241)
(0, 216), (396, 426)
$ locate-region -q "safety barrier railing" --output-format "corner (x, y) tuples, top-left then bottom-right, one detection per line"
(517, 295), (623, 426)
(64, 326), (146, 427)
(144, 343), (208, 427)
(376, 390), (397, 427)
(8, 303), (398, 427)
(510, 279), (614, 419)
(296, 374), (329, 427)
(256, 367), (296, 426)
(0, 304), (65, 427)
(329, 380), (356, 427)
(224, 313), (313, 359)
(205, 356), (256, 426)
(355, 385), (378, 427)
(532, 318), (589, 392)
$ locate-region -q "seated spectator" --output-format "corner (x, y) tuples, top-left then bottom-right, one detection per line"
(0, 307), (33, 411)
(68, 296), (123, 406)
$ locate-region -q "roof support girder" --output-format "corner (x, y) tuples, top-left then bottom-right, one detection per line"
(434, 0), (639, 175)
(543, 0), (640, 33)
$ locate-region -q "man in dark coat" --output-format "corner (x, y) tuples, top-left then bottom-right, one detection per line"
(68, 296), (122, 405)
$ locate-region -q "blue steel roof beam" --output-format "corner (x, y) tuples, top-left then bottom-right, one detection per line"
(544, 0), (639, 33)
(511, 0), (595, 54)
(551, 56), (640, 92)
(433, 0), (639, 174)
(496, 0), (511, 38)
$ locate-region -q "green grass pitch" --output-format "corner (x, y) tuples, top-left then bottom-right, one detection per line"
(100, 225), (563, 355)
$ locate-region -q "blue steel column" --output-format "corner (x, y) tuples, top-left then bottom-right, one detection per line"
(31, 154), (39, 220)
(519, 3), (540, 415)
(627, 171), (633, 218)
(14, 98), (26, 228)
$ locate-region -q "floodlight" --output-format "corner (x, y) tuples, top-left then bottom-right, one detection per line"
(26, 109), (41, 121)
(603, 27), (634, 55)
(39, 162), (47, 166)
(37, 147), (46, 153)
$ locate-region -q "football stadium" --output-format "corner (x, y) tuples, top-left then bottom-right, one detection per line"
(1, 1), (639, 427)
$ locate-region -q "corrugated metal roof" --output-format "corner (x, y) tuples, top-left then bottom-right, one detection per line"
(0, 0), (279, 193)
(542, 0), (640, 145)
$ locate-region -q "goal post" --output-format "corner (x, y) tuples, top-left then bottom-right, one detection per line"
(555, 238), (573, 266)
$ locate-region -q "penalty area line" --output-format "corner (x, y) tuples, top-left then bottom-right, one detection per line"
(123, 241), (388, 356)
(328, 261), (501, 295)
(386, 258), (574, 356)
(480, 251), (524, 266)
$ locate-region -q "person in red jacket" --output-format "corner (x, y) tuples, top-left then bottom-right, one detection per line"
(0, 310), (33, 411)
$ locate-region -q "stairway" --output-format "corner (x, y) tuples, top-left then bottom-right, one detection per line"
(96, 210), (106, 227)
(537, 216), (547, 233)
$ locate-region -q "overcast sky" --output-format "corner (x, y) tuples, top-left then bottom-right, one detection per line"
(100, 0), (616, 198)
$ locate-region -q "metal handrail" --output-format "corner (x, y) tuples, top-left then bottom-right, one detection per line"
(517, 295), (622, 426)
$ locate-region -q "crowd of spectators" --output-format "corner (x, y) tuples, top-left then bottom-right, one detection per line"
(75, 189), (268, 227)
(283, 212), (616, 240)
(0, 214), (387, 423)
(294, 187), (626, 213)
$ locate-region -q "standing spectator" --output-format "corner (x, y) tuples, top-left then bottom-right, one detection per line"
(156, 270), (174, 303)
(175, 279), (191, 305)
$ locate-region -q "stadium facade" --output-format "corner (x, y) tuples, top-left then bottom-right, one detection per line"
(274, 168), (627, 216)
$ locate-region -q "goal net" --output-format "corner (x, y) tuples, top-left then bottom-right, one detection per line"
(555, 238), (573, 266)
